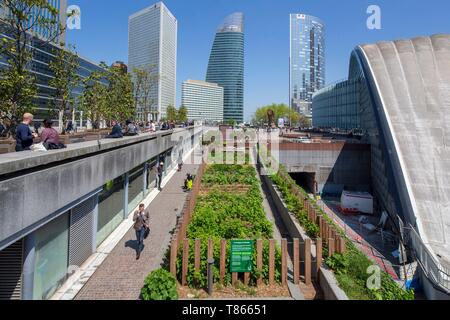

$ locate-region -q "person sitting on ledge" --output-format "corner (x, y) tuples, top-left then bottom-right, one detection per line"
(15, 113), (38, 152)
(106, 120), (123, 139)
(124, 119), (138, 136)
(41, 119), (66, 150)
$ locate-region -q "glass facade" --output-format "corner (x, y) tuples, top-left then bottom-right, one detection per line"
(206, 13), (244, 123)
(128, 165), (145, 211)
(182, 80), (224, 122)
(312, 78), (361, 130)
(128, 2), (177, 121)
(96, 175), (126, 247)
(290, 14), (325, 118)
(33, 213), (69, 300)
(145, 157), (158, 192)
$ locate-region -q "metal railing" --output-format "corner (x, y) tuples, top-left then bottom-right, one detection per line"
(404, 224), (450, 292)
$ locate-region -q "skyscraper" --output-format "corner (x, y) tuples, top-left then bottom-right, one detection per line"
(290, 14), (325, 118)
(128, 2), (177, 121)
(206, 12), (244, 123)
(182, 80), (224, 122)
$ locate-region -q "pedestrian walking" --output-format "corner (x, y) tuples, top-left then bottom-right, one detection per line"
(133, 203), (150, 260)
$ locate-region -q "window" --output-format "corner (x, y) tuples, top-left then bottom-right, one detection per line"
(96, 175), (125, 246)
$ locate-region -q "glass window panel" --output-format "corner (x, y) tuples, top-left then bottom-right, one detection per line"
(96, 175), (125, 247)
(33, 213), (69, 300)
(128, 165), (144, 211)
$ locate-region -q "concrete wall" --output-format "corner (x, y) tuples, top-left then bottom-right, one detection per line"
(278, 142), (371, 195)
(0, 127), (203, 250)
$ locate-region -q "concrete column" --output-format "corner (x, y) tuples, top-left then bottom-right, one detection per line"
(92, 194), (99, 253)
(123, 173), (129, 219)
(22, 233), (36, 300)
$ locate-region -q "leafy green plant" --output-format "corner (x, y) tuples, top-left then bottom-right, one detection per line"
(263, 155), (414, 300)
(176, 164), (282, 288)
(141, 269), (179, 300)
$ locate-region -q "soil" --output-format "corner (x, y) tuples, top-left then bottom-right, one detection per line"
(178, 283), (291, 300)
(299, 279), (323, 300)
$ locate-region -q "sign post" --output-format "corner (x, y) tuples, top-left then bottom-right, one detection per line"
(230, 240), (254, 273)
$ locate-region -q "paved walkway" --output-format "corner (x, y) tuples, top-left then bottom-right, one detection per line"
(75, 163), (199, 300)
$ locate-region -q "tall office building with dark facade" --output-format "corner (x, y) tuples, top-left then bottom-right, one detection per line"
(290, 14), (325, 118)
(206, 13), (244, 123)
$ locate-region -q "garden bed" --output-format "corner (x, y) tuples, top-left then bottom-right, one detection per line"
(259, 147), (414, 300)
(175, 163), (286, 294)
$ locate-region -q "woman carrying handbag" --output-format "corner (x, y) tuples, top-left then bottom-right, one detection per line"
(133, 203), (150, 260)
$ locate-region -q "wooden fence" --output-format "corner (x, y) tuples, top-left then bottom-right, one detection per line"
(170, 161), (206, 250)
(277, 169), (347, 254)
(169, 236), (346, 287)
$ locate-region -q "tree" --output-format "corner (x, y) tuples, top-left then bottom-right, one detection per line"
(226, 119), (237, 127)
(298, 115), (312, 129)
(252, 103), (307, 127)
(177, 106), (188, 122)
(166, 105), (177, 122)
(0, 0), (66, 135)
(48, 44), (80, 133)
(106, 66), (134, 124)
(78, 66), (108, 128)
(131, 66), (158, 121)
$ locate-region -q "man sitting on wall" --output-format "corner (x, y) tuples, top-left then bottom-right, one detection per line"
(15, 113), (38, 152)
(106, 120), (123, 139)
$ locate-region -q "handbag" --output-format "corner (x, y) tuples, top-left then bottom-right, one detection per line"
(30, 142), (47, 152)
(144, 226), (150, 239)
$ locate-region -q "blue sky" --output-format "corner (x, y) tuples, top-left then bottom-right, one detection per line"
(66, 0), (450, 121)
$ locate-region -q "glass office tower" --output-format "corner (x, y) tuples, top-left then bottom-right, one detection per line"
(290, 14), (325, 118)
(128, 2), (177, 121)
(206, 12), (244, 123)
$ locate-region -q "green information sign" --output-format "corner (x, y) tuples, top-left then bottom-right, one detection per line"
(230, 240), (254, 273)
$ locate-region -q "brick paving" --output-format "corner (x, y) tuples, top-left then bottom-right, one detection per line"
(75, 163), (199, 300)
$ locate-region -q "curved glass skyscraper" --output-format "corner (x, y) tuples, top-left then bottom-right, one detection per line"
(206, 13), (244, 123)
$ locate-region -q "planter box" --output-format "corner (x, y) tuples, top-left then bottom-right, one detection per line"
(258, 157), (349, 300)
(319, 266), (349, 300)
(0, 138), (16, 154)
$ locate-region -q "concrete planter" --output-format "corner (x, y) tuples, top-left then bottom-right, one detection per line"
(259, 166), (349, 300)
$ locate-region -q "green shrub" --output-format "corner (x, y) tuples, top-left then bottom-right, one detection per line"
(176, 164), (282, 288)
(141, 269), (179, 300)
(326, 248), (415, 300)
(265, 156), (414, 300)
